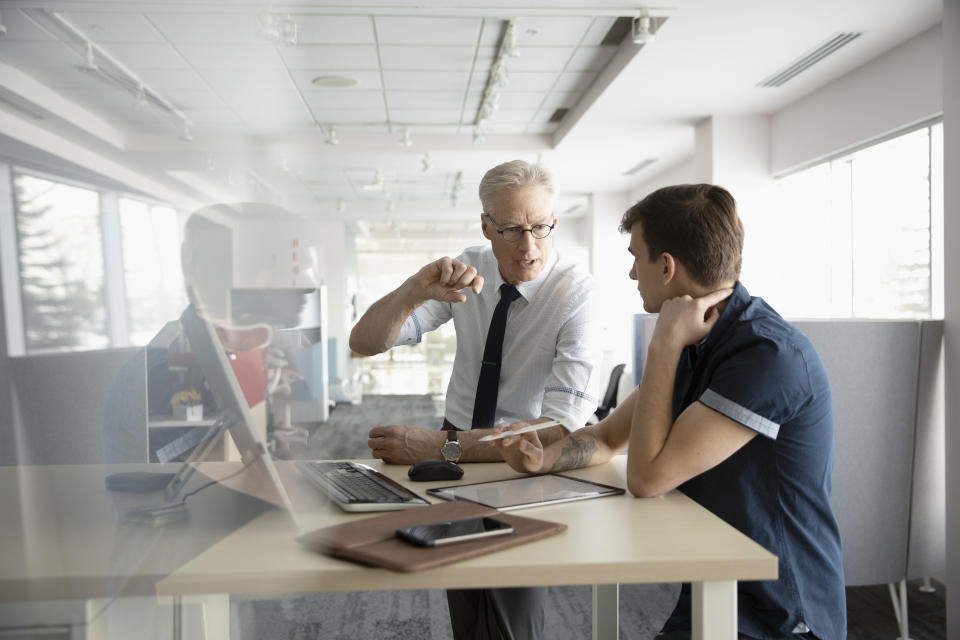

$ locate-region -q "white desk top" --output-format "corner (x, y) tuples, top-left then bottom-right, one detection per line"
(157, 458), (778, 597)
(0, 459), (776, 602)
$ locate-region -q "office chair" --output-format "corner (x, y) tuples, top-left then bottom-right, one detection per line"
(593, 363), (625, 421)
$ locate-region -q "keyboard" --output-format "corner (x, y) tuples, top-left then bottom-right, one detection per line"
(295, 461), (430, 512)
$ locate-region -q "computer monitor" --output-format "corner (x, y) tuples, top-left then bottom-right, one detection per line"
(174, 304), (301, 529)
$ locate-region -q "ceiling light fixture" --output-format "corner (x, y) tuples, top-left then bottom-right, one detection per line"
(258, 7), (299, 46)
(632, 9), (656, 45)
(399, 125), (413, 147)
(362, 169), (384, 192)
(421, 152), (431, 172)
(324, 125), (339, 146)
(311, 74), (358, 88)
(41, 11), (191, 136)
(451, 171), (464, 207)
(474, 18), (519, 143)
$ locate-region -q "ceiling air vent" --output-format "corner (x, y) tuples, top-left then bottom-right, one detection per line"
(548, 108), (569, 123)
(623, 158), (657, 176)
(757, 32), (862, 88)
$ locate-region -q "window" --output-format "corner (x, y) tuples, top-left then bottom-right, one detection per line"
(771, 122), (943, 319)
(5, 169), (184, 353)
(13, 173), (108, 352)
(119, 198), (186, 345)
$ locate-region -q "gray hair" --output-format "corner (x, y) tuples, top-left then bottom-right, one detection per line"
(478, 160), (555, 216)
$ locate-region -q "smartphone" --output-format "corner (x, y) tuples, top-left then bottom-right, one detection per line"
(396, 517), (514, 547)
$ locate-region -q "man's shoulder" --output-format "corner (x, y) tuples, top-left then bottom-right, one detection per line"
(546, 253), (595, 292)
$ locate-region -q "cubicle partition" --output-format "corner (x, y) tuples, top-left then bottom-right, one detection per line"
(0, 347), (148, 465)
(633, 315), (947, 589)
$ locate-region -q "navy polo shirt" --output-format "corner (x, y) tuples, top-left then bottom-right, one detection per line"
(660, 282), (846, 640)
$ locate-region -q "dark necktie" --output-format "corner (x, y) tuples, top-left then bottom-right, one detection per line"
(471, 284), (521, 429)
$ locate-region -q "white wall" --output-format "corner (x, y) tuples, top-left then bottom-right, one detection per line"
(233, 217), (356, 383)
(942, 1), (959, 635)
(587, 191), (641, 384)
(772, 24), (943, 175)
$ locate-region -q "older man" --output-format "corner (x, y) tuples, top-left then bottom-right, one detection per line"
(350, 159), (601, 465)
(349, 159), (602, 640)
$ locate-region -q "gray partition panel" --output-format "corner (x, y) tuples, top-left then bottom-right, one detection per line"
(4, 347), (147, 465)
(908, 320), (946, 580)
(793, 321), (919, 586)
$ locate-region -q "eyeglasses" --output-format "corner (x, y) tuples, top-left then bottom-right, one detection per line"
(485, 214), (555, 242)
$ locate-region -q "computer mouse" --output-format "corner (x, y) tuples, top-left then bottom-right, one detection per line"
(408, 459), (464, 482)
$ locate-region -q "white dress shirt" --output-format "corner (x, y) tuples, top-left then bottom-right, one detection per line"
(394, 245), (601, 431)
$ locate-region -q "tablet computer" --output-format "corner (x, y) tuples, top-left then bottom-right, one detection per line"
(426, 473), (624, 511)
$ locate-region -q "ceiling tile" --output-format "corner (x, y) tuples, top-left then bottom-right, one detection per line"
(176, 43), (285, 69)
(99, 42), (190, 69)
(278, 45), (379, 70)
(566, 46), (617, 72)
(497, 92), (547, 109)
(200, 68), (296, 94)
(479, 18), (506, 46)
(147, 11), (262, 44)
(492, 110), (536, 124)
(1, 8), (59, 41)
(505, 47), (575, 72)
(180, 108), (243, 126)
(59, 11), (165, 43)
(379, 45), (477, 71)
(540, 91), (582, 109)
(388, 109), (462, 125)
(382, 70), (466, 92)
(581, 17), (620, 46)
(387, 91), (466, 110)
(492, 71), (558, 92)
(296, 15), (376, 44)
(311, 108), (387, 124)
(166, 90), (228, 109)
(375, 17), (482, 46)
(512, 17), (594, 46)
(138, 67), (210, 92)
(552, 71), (596, 92)
(289, 69), (383, 92)
(303, 90), (384, 109)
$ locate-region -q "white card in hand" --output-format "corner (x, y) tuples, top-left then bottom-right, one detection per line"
(479, 420), (561, 442)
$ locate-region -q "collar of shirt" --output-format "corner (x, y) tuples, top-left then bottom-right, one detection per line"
(489, 250), (559, 304)
(700, 280), (750, 352)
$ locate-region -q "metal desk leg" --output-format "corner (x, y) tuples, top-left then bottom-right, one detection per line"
(592, 583), (619, 640)
(692, 580), (737, 640)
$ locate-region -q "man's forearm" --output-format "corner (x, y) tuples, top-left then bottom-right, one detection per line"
(459, 419), (567, 462)
(349, 282), (423, 355)
(625, 341), (682, 488)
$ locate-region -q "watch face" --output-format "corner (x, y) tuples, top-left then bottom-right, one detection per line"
(441, 440), (462, 462)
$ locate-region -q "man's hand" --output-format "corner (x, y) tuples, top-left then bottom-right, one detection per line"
(409, 257), (484, 304)
(367, 425), (444, 464)
(491, 421), (547, 473)
(652, 288), (734, 350)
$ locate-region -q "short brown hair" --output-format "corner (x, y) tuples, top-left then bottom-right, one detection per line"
(620, 184), (744, 287)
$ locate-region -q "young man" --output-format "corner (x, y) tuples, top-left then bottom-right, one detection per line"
(495, 184), (846, 639)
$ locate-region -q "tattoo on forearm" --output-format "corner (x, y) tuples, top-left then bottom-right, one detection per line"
(550, 433), (599, 471)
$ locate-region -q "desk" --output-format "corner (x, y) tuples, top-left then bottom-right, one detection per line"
(1, 460), (776, 640)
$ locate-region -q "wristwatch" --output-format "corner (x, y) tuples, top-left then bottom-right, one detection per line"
(440, 430), (462, 463)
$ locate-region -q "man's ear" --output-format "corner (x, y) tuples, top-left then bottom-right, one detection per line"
(480, 213), (492, 240)
(661, 252), (678, 285)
